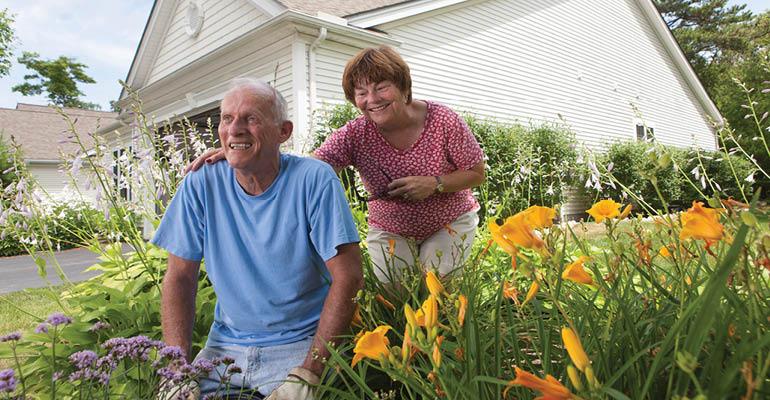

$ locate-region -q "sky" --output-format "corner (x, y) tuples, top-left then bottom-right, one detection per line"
(0, 0), (768, 111)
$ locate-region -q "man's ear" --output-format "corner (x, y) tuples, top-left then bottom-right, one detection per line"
(278, 121), (293, 143)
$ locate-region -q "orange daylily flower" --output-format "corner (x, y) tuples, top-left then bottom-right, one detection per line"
(351, 325), (391, 367)
(680, 201), (724, 241)
(375, 294), (396, 311)
(456, 295), (468, 327)
(426, 271), (446, 297)
(505, 367), (574, 399)
(388, 239), (396, 256)
(522, 282), (539, 306)
(351, 304), (363, 328)
(586, 199), (622, 223)
(562, 327), (590, 372)
(562, 256), (594, 285)
(489, 204), (555, 256)
(521, 205), (557, 229)
(503, 281), (520, 305)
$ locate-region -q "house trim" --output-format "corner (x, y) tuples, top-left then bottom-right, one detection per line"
(249, 0), (287, 18)
(347, 0), (469, 27)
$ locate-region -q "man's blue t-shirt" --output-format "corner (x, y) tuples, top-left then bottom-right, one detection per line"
(151, 154), (360, 347)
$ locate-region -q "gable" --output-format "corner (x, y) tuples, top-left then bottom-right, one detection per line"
(372, 0), (718, 150)
(143, 0), (272, 86)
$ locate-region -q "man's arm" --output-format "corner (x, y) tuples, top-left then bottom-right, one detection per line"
(302, 243), (363, 375)
(161, 253), (201, 361)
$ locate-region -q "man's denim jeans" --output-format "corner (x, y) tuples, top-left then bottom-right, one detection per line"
(194, 336), (313, 397)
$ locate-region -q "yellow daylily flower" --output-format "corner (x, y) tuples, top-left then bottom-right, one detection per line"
(499, 213), (545, 250)
(415, 295), (439, 329)
(351, 325), (391, 367)
(659, 245), (672, 258)
(521, 205), (557, 229)
(432, 335), (444, 369)
(456, 294), (468, 327)
(586, 199), (622, 223)
(619, 203), (633, 219)
(426, 271), (445, 297)
(505, 367), (574, 399)
(562, 327), (590, 372)
(522, 282), (539, 306)
(562, 256), (594, 285)
(680, 201), (724, 241)
(489, 219), (519, 255)
(404, 303), (418, 330)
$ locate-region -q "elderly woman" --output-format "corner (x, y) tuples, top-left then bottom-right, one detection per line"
(190, 46), (485, 282)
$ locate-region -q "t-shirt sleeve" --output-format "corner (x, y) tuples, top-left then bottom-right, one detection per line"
(150, 174), (206, 261)
(314, 121), (355, 169)
(308, 168), (361, 262)
(444, 108), (485, 170)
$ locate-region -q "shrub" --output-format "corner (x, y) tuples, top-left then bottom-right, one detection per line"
(594, 141), (755, 211)
(468, 116), (582, 220)
(595, 141), (684, 211)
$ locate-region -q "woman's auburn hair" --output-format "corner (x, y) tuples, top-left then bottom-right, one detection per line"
(342, 46), (413, 105)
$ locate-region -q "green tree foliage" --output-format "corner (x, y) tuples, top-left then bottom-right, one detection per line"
(0, 8), (14, 77)
(12, 51), (100, 110)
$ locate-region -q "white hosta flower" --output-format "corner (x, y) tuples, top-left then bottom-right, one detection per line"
(745, 172), (755, 183)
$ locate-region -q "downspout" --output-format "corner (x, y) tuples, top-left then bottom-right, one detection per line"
(307, 27), (327, 152)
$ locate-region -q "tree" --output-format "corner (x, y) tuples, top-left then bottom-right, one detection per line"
(0, 8), (15, 77)
(12, 51), (100, 110)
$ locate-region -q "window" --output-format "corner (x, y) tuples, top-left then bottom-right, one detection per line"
(635, 124), (654, 142)
(113, 146), (134, 201)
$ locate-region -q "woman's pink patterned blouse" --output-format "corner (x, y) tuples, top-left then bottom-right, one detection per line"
(315, 101), (484, 241)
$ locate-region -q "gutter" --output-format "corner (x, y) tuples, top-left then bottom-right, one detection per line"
(308, 26), (328, 142)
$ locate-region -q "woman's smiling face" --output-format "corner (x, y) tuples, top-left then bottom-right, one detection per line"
(353, 80), (407, 127)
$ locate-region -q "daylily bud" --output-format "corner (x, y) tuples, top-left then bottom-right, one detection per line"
(567, 365), (584, 392)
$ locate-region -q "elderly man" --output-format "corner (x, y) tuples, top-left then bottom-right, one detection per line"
(152, 79), (362, 399)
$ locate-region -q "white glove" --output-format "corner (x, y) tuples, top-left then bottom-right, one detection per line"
(265, 367), (319, 400)
(157, 379), (199, 400)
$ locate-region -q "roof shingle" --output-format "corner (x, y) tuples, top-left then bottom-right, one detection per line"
(277, 0), (411, 17)
(0, 104), (117, 161)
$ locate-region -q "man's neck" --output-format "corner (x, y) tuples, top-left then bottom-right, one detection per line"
(234, 154), (281, 196)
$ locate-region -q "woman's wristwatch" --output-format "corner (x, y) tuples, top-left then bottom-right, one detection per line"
(434, 176), (445, 193)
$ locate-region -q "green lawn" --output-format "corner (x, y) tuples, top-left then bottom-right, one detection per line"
(0, 286), (67, 368)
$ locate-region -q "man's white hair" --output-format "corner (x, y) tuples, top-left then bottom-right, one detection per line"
(226, 78), (288, 124)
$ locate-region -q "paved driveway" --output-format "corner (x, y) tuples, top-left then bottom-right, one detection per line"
(0, 244), (132, 294)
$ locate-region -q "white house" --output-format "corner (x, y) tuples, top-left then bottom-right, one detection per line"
(0, 103), (116, 202)
(104, 0), (722, 215)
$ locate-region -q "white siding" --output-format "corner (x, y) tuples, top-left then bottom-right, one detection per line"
(314, 42), (359, 109)
(29, 163), (97, 203)
(139, 33), (295, 122)
(146, 0), (270, 85)
(379, 0), (717, 151)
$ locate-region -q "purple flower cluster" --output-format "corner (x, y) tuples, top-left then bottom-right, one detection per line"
(0, 368), (16, 393)
(34, 312), (74, 335)
(102, 335), (164, 362)
(46, 312), (73, 327)
(88, 321), (111, 333)
(0, 331), (21, 342)
(34, 323), (49, 334)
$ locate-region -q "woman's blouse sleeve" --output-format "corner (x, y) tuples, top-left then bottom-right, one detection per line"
(445, 109), (484, 170)
(314, 120), (356, 169)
